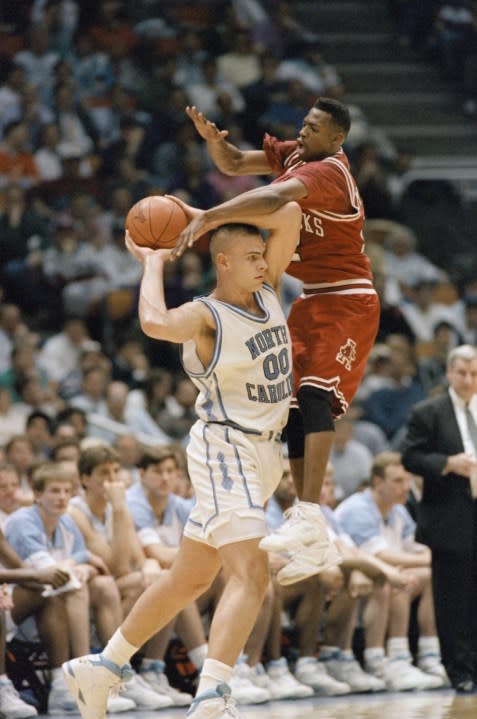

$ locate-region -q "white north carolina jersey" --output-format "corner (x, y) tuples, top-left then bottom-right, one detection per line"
(182, 284), (292, 435)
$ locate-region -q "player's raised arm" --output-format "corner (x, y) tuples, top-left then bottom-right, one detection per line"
(186, 106), (272, 176)
(261, 202), (302, 290)
(125, 232), (213, 344)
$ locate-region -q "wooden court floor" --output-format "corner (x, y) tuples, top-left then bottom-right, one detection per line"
(53, 690), (477, 719)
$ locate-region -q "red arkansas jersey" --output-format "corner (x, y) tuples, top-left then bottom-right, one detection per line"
(263, 134), (373, 287)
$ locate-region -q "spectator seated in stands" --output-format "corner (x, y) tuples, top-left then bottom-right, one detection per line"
(87, 380), (172, 446)
(37, 317), (91, 390)
(127, 447), (213, 705)
(68, 444), (177, 710)
(0, 526), (75, 717)
(260, 462), (347, 699)
(0, 463), (22, 529)
(4, 462), (130, 714)
(417, 320), (461, 396)
(335, 452), (449, 690)
(0, 183), (49, 314)
(4, 435), (35, 506)
(329, 416), (374, 500)
(320, 463), (412, 693)
(363, 335), (426, 443)
(382, 224), (448, 306)
(25, 411), (53, 462)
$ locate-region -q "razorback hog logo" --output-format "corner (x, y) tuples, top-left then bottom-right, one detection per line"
(336, 339), (357, 371)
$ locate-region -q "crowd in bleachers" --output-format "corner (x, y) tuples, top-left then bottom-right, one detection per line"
(0, 0), (476, 715)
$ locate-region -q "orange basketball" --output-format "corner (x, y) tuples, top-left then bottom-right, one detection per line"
(125, 195), (189, 250)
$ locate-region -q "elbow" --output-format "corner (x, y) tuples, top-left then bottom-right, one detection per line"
(140, 314), (167, 340)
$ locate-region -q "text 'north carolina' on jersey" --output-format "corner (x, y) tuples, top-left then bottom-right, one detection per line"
(263, 134), (373, 286)
(182, 284), (292, 435)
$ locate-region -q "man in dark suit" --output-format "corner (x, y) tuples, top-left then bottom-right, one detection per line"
(402, 344), (477, 692)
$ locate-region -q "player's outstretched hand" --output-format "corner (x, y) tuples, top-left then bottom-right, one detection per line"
(125, 230), (172, 263)
(185, 106), (229, 142)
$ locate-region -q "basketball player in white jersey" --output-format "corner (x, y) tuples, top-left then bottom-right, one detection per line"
(62, 201), (302, 719)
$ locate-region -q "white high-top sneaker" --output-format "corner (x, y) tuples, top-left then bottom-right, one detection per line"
(265, 658), (314, 699)
(294, 657), (350, 696)
(63, 654), (133, 719)
(365, 655), (444, 691)
(118, 671), (174, 708)
(0, 677), (38, 718)
(320, 651), (385, 693)
(417, 653), (451, 688)
(229, 662), (270, 704)
(140, 660), (193, 706)
(259, 502), (329, 554)
(187, 683), (240, 719)
(277, 540), (342, 585)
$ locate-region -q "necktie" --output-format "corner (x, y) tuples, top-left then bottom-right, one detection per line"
(464, 404), (477, 497)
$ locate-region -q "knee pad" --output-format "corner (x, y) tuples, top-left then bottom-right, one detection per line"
(285, 407), (304, 459)
(297, 385), (335, 434)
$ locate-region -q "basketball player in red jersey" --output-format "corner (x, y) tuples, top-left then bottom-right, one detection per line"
(174, 97), (380, 585)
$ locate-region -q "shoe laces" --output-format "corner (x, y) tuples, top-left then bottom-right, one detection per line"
(282, 504), (311, 524)
(223, 694), (238, 718)
(114, 665), (135, 696)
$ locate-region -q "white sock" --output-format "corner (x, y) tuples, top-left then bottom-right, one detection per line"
(340, 649), (354, 660)
(196, 659), (233, 696)
(103, 629), (139, 667)
(320, 645), (340, 659)
(188, 643), (208, 671)
(364, 647), (385, 665)
(418, 636), (440, 658)
(387, 637), (410, 659)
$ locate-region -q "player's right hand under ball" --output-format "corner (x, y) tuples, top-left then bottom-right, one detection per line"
(125, 230), (173, 263)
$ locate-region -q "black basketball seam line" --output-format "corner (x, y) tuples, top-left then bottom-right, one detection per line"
(156, 201), (186, 248)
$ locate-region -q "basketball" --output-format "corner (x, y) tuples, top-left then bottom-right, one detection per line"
(125, 195), (189, 250)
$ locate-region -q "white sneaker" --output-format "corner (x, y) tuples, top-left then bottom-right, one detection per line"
(294, 657), (350, 696)
(0, 678), (38, 718)
(119, 671), (174, 709)
(266, 658), (314, 699)
(417, 654), (451, 688)
(277, 540), (342, 586)
(366, 655), (444, 691)
(259, 502), (329, 554)
(105, 693), (135, 714)
(140, 660), (193, 706)
(321, 653), (385, 693)
(229, 662), (270, 704)
(63, 655), (133, 719)
(187, 683), (239, 719)
(49, 673), (81, 714)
